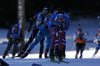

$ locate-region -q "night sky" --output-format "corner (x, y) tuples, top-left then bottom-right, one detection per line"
(0, 0), (100, 28)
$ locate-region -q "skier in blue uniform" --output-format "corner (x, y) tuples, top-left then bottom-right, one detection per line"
(48, 8), (70, 61)
(18, 7), (48, 58)
(92, 28), (100, 57)
(3, 23), (23, 58)
(21, 12), (52, 58)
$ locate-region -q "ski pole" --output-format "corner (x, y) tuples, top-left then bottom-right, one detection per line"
(26, 32), (30, 41)
(86, 43), (93, 47)
(70, 43), (76, 51)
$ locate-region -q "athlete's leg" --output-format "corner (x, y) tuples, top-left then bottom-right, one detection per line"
(80, 44), (85, 58)
(93, 44), (100, 56)
(3, 42), (13, 58)
(18, 29), (39, 57)
(50, 30), (56, 61)
(58, 30), (64, 61)
(21, 31), (44, 58)
(75, 44), (80, 59)
(39, 37), (45, 58)
(45, 34), (51, 58)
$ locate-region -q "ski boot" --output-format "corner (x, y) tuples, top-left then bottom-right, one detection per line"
(3, 52), (7, 58)
(79, 55), (82, 59)
(55, 48), (59, 58)
(17, 50), (25, 57)
(50, 56), (55, 61)
(59, 57), (63, 61)
(39, 54), (42, 58)
(75, 51), (79, 59)
(58, 50), (63, 61)
(62, 47), (66, 58)
(45, 49), (49, 58)
(45, 52), (48, 58)
(21, 50), (30, 58)
(50, 49), (55, 61)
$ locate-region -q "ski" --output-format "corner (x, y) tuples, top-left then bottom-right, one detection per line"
(61, 61), (69, 64)
(10, 56), (22, 59)
(54, 60), (61, 64)
(48, 60), (69, 64)
(48, 60), (61, 64)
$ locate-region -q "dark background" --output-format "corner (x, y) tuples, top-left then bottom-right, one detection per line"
(0, 0), (100, 28)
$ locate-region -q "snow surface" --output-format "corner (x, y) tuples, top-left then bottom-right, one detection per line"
(0, 17), (100, 66)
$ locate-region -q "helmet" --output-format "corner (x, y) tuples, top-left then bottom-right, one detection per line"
(57, 14), (64, 18)
(43, 7), (48, 10)
(57, 14), (64, 23)
(14, 23), (19, 27)
(42, 7), (48, 14)
(78, 28), (82, 32)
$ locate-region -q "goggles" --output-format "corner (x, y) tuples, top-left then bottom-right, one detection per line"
(57, 14), (64, 20)
(15, 26), (19, 28)
(57, 17), (64, 20)
(78, 31), (82, 34)
(42, 10), (48, 13)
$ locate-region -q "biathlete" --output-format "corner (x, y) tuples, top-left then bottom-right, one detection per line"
(17, 7), (48, 58)
(3, 23), (23, 58)
(92, 28), (100, 57)
(20, 12), (51, 58)
(48, 9), (70, 61)
(73, 28), (87, 59)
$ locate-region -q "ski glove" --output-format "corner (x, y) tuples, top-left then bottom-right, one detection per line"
(44, 26), (48, 29)
(55, 24), (63, 29)
(28, 29), (31, 32)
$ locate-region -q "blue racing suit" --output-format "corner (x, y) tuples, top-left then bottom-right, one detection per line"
(48, 12), (70, 60)
(27, 15), (51, 53)
(48, 12), (70, 50)
(93, 33), (100, 55)
(48, 12), (69, 30)
(3, 27), (23, 58)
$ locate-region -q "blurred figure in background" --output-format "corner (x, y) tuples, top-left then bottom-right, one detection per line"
(17, 7), (48, 58)
(92, 28), (100, 57)
(3, 23), (23, 59)
(73, 28), (87, 59)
